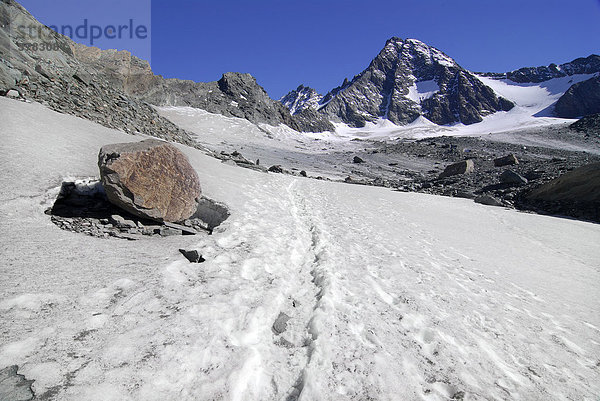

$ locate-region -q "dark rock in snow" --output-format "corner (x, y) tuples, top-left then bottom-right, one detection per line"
(0, 365), (34, 401)
(98, 139), (201, 223)
(272, 312), (291, 335)
(474, 195), (503, 207)
(353, 156), (365, 164)
(268, 165), (284, 173)
(494, 154), (519, 167)
(179, 249), (205, 263)
(439, 159), (474, 178)
(191, 197), (230, 231)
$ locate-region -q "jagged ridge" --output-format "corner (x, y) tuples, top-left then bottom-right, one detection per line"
(281, 37), (514, 128)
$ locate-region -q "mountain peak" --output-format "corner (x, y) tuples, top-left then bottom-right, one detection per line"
(284, 37), (513, 127)
(279, 85), (323, 115)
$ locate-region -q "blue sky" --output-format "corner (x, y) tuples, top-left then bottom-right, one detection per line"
(19, 0), (600, 99)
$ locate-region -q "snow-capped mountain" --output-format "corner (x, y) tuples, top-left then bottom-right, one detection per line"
(279, 85), (323, 115)
(481, 54), (600, 83)
(281, 38), (515, 128)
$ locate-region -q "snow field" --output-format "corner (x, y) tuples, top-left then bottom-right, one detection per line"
(1, 97), (599, 400)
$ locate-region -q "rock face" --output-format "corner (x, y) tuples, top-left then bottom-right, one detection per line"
(98, 139), (201, 223)
(554, 76), (600, 118)
(280, 85), (324, 114)
(439, 159), (474, 178)
(281, 38), (513, 127)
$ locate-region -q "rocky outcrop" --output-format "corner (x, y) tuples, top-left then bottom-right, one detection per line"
(480, 55), (600, 83)
(284, 38), (513, 127)
(500, 170), (528, 185)
(554, 76), (600, 118)
(98, 140), (201, 223)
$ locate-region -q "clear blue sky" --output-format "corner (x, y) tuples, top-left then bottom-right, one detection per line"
(18, 0), (600, 99)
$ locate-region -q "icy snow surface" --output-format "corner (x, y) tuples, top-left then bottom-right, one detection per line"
(1, 97), (600, 400)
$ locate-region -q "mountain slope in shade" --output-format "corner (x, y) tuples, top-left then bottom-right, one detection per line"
(281, 38), (514, 128)
(554, 75), (600, 118)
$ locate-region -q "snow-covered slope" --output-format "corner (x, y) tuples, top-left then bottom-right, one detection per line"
(1, 97), (600, 400)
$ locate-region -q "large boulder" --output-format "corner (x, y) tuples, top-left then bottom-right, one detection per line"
(439, 159), (474, 179)
(493, 154), (518, 167)
(526, 163), (600, 203)
(500, 170), (528, 185)
(98, 139), (201, 223)
(521, 163), (600, 222)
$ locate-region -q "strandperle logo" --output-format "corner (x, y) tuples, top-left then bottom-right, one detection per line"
(11, 0), (151, 62)
(16, 19), (149, 46)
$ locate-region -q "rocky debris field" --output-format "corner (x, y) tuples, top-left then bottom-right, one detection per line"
(235, 123), (598, 223)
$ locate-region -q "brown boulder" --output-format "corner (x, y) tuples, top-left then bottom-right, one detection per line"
(98, 139), (201, 223)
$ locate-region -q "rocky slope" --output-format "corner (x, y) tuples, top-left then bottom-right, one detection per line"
(68, 34), (334, 132)
(0, 0), (333, 135)
(281, 38), (514, 128)
(0, 0), (198, 145)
